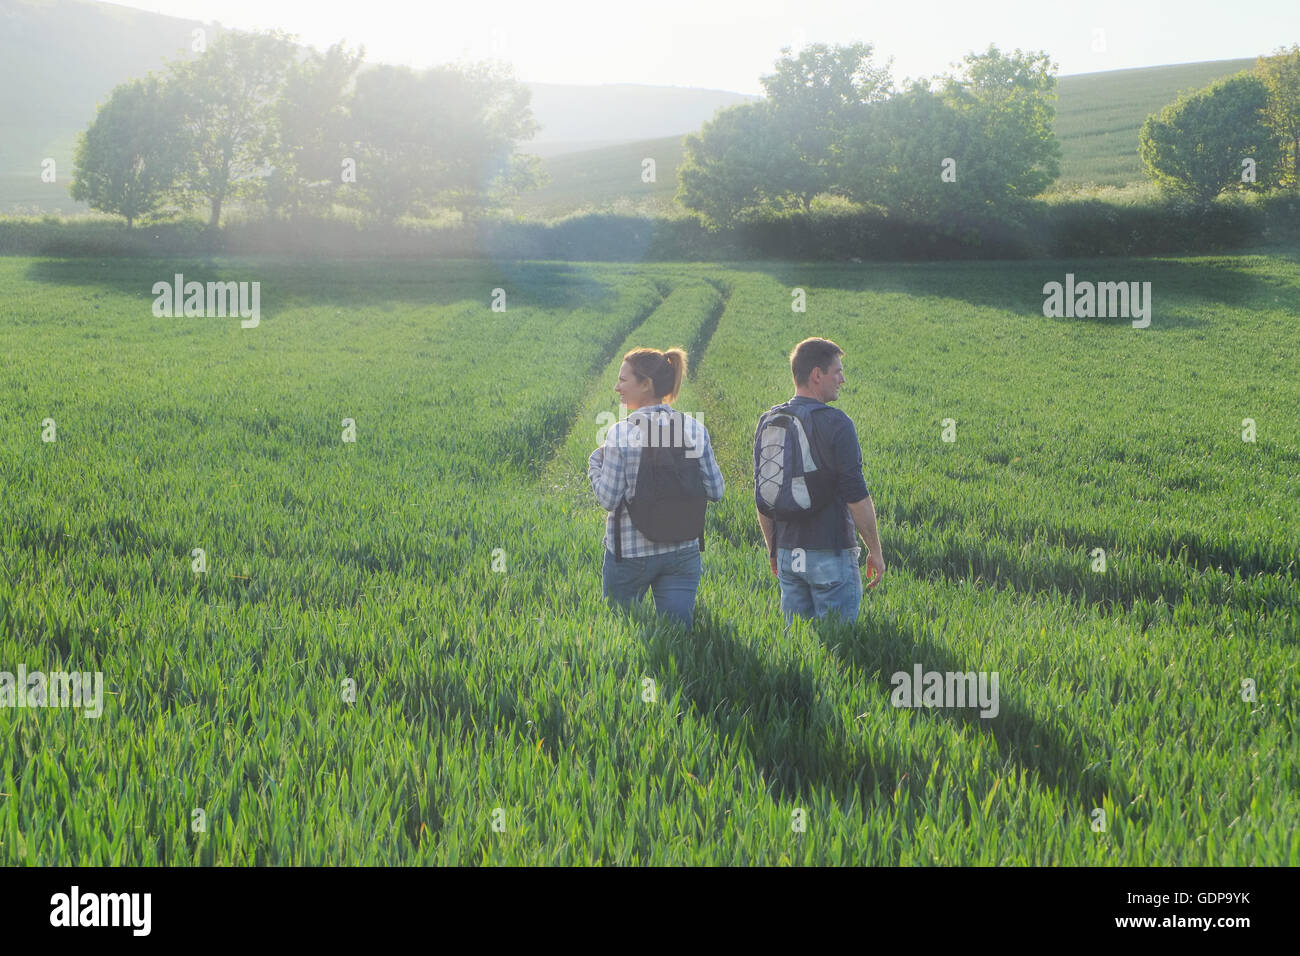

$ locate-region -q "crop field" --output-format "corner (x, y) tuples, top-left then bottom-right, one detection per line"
(0, 251), (1297, 864)
(1049, 58), (1255, 189)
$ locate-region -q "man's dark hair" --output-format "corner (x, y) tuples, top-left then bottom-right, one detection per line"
(790, 337), (844, 386)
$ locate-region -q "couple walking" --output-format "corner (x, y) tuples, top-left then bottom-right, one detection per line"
(587, 336), (885, 630)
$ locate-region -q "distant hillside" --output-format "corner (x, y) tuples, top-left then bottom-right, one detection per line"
(1053, 58), (1257, 187)
(0, 0), (213, 213)
(511, 58), (1261, 219)
(522, 83), (759, 155)
(0, 0), (1264, 217)
(0, 0), (759, 213)
(510, 135), (690, 218)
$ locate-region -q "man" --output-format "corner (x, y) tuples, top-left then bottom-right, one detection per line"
(755, 337), (885, 625)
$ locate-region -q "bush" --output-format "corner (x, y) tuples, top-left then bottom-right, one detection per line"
(1, 189), (1295, 261)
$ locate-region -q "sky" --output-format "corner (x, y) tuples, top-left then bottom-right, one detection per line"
(108, 0), (1300, 94)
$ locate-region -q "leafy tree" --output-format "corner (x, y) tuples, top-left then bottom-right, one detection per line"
(840, 82), (979, 222)
(676, 101), (810, 228)
(758, 42), (894, 210)
(425, 62), (543, 222)
(344, 65), (431, 221)
(345, 61), (540, 223)
(681, 43), (1058, 229)
(840, 46), (1059, 229)
(266, 43), (364, 219)
(1139, 72), (1280, 202)
(167, 29), (297, 228)
(677, 42), (892, 226)
(937, 46), (1060, 203)
(1256, 44), (1300, 187)
(70, 76), (190, 228)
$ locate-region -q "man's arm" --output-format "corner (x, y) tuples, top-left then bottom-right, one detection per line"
(826, 412), (883, 583)
(846, 494), (885, 586)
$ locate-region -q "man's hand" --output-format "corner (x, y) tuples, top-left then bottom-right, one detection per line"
(863, 550), (885, 588)
(769, 549), (779, 577)
(847, 496), (884, 590)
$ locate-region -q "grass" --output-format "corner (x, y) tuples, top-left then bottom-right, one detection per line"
(0, 250), (1296, 864)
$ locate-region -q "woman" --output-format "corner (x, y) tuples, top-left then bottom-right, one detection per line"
(587, 347), (724, 629)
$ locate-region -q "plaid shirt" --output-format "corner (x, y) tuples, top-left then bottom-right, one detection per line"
(587, 404), (725, 557)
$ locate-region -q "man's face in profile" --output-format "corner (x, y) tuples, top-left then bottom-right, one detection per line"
(813, 355), (844, 403)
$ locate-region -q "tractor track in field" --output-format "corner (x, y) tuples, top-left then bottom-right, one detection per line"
(539, 272), (733, 480)
(687, 276), (732, 386)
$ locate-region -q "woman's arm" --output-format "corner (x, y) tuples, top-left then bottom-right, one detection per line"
(588, 426), (627, 512)
(695, 423), (725, 502)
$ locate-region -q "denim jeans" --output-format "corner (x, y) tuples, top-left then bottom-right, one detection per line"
(776, 546), (862, 625)
(602, 546), (702, 628)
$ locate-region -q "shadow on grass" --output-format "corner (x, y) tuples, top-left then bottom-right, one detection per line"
(722, 256), (1291, 324)
(811, 605), (1117, 813)
(22, 258), (627, 314)
(700, 501), (1298, 622)
(632, 600), (1123, 823)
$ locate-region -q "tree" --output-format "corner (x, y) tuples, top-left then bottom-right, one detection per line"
(677, 42), (893, 226)
(70, 76), (190, 228)
(345, 61), (540, 223)
(839, 47), (1059, 229)
(345, 65), (444, 221)
(676, 101), (810, 228)
(424, 62), (543, 222)
(1256, 44), (1300, 187)
(937, 46), (1061, 203)
(168, 29), (297, 228)
(1139, 73), (1281, 202)
(840, 82), (979, 222)
(266, 43), (364, 219)
(758, 42), (894, 209)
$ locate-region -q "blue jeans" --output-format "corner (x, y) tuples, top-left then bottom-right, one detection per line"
(602, 546), (702, 628)
(776, 547), (862, 625)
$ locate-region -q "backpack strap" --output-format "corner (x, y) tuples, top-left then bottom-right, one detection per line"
(613, 497), (625, 561)
(612, 409), (651, 563)
(611, 412), (647, 564)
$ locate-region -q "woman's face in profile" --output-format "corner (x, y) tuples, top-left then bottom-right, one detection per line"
(615, 360), (655, 410)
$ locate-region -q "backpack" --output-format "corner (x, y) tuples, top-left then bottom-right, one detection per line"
(753, 401), (838, 522)
(613, 409), (708, 561)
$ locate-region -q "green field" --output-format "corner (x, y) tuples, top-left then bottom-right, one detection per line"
(1, 250), (1297, 864)
(1051, 58), (1257, 189)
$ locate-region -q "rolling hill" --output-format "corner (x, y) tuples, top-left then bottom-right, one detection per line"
(0, 0), (1260, 217)
(511, 58), (1259, 219)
